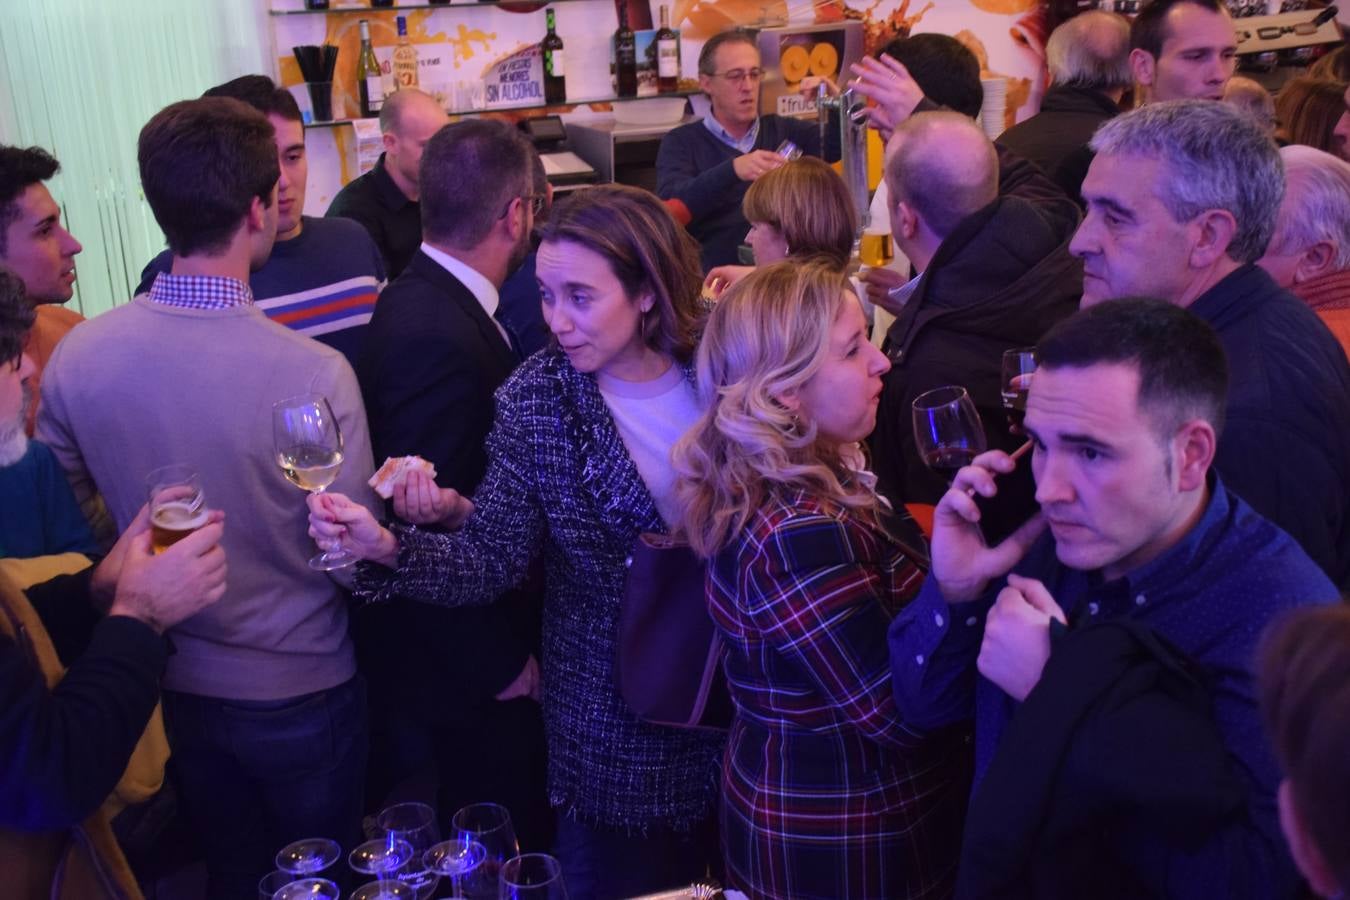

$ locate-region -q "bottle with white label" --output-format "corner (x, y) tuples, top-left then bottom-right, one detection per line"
(392, 16), (419, 91)
(357, 19), (384, 118)
(542, 8), (566, 105)
(656, 5), (679, 94)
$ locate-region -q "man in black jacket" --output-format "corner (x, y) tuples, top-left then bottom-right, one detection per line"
(1073, 99), (1350, 588)
(849, 34), (1082, 314)
(869, 111), (1082, 516)
(998, 10), (1131, 201)
(1, 510), (226, 832)
(356, 118), (551, 847)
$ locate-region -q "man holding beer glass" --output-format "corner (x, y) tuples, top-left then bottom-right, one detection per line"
(36, 97), (379, 897)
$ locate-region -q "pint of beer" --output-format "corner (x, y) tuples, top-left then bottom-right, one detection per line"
(146, 465), (207, 554)
(151, 501), (209, 553)
(859, 227), (894, 268)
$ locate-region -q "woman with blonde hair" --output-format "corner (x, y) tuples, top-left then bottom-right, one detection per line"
(308, 184), (724, 899)
(675, 260), (968, 899)
(702, 157), (859, 295)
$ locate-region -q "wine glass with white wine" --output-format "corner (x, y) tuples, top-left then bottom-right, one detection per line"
(273, 394), (353, 571)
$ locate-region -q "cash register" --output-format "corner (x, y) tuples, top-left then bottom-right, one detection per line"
(519, 115), (597, 192)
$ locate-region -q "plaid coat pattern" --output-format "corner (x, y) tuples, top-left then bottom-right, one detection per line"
(354, 350), (724, 830)
(709, 491), (969, 899)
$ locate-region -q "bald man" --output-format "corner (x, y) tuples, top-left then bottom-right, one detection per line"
(328, 89), (450, 279)
(1257, 145), (1350, 356)
(998, 11), (1131, 200)
(869, 112), (1081, 522)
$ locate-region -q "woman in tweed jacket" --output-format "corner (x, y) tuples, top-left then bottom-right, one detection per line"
(675, 262), (970, 900)
(310, 186), (724, 898)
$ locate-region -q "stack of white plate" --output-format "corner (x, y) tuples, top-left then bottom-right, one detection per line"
(979, 76), (1008, 140)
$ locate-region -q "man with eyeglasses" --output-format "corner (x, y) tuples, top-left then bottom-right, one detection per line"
(356, 118), (553, 850)
(657, 29), (838, 270)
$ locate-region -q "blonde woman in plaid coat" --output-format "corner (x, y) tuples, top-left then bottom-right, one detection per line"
(675, 261), (971, 900)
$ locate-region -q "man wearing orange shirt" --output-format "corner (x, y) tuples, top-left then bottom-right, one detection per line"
(0, 145), (84, 435)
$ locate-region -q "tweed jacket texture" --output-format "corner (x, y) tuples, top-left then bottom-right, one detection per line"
(355, 349), (724, 830)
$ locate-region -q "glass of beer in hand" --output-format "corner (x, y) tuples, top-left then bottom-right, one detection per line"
(146, 465), (208, 554)
(859, 225), (894, 269)
(272, 394), (352, 571)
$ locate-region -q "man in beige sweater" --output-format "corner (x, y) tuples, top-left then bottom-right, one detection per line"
(37, 97), (380, 899)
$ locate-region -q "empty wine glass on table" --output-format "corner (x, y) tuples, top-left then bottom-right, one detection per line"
(273, 393), (352, 571)
(376, 802), (441, 899)
(424, 837), (489, 898)
(273, 878), (341, 900)
(351, 838), (415, 884)
(276, 837), (343, 881)
(912, 385), (988, 482)
(350, 880), (416, 900)
(452, 803), (519, 886)
(498, 854), (567, 900)
(1000, 348), (1037, 432)
(260, 870), (294, 900)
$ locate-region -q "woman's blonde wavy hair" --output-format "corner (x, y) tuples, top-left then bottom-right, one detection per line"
(674, 260), (885, 558)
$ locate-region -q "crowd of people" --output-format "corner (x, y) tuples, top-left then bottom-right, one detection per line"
(3, 1), (1350, 899)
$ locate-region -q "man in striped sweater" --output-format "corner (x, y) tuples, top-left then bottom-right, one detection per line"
(137, 75), (385, 370)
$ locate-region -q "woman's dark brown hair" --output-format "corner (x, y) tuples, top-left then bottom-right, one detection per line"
(536, 184), (702, 363)
(742, 157), (858, 271)
(1258, 603), (1350, 892)
(1275, 78), (1350, 156)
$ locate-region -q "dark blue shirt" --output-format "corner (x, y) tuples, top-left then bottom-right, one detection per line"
(0, 439), (97, 559)
(890, 476), (1337, 896)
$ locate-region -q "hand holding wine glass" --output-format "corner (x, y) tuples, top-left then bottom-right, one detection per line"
(307, 492), (399, 568)
(273, 394), (353, 571)
(1000, 348), (1037, 434)
(912, 385), (988, 482)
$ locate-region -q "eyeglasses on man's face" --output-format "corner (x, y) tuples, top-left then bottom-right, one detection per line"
(501, 193), (547, 219)
(710, 67), (764, 84)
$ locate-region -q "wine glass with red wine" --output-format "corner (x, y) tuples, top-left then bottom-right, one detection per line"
(1000, 348), (1037, 432)
(912, 385), (988, 482)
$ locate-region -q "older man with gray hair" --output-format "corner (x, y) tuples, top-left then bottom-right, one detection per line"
(1071, 99), (1350, 589)
(1258, 145), (1350, 356)
(998, 10), (1131, 199)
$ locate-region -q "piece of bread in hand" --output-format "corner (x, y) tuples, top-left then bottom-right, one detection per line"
(368, 456), (438, 499)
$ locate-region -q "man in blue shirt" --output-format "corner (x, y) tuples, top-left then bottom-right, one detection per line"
(0, 269), (95, 559)
(656, 30), (837, 270)
(890, 299), (1338, 897)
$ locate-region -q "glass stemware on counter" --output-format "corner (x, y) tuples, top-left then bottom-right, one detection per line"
(265, 803), (568, 900)
(377, 801), (442, 899)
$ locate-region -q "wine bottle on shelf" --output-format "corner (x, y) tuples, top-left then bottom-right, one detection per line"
(304, 0), (329, 9)
(392, 16), (419, 90)
(541, 9), (566, 106)
(655, 5), (679, 94)
(614, 0), (637, 98)
(357, 20), (385, 118)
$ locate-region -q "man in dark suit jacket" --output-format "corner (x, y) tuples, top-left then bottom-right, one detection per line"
(357, 119), (552, 847)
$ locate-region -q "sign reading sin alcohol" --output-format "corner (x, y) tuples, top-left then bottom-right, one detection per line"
(484, 46), (545, 108)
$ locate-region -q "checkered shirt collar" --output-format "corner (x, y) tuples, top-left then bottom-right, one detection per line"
(147, 271), (254, 310)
